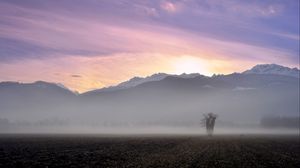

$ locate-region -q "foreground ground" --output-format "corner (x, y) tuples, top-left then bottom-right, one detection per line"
(0, 134), (299, 168)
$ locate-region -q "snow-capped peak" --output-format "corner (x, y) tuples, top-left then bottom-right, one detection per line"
(243, 64), (299, 78)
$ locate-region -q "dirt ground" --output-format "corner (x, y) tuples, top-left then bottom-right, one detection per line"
(0, 134), (299, 168)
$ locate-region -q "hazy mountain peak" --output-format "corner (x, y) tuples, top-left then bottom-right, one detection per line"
(55, 83), (78, 94)
(33, 81), (69, 90)
(0, 81), (75, 95)
(120, 72), (170, 87)
(243, 64), (299, 78)
(93, 73), (170, 93)
(118, 72), (203, 88)
(33, 81), (54, 88)
(0, 81), (19, 85)
(178, 73), (201, 78)
(85, 72), (204, 94)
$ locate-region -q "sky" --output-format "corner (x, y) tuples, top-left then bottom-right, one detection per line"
(0, 0), (299, 92)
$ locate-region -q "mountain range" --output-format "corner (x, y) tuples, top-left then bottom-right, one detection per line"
(0, 64), (299, 132)
(86, 64), (299, 94)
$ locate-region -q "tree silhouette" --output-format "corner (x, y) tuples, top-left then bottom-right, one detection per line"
(203, 113), (217, 136)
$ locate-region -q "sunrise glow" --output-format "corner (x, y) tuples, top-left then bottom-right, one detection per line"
(0, 0), (298, 92)
(172, 56), (211, 75)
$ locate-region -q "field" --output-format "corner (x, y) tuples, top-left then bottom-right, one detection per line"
(0, 134), (299, 168)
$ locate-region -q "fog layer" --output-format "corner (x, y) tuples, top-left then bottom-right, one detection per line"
(0, 73), (299, 134)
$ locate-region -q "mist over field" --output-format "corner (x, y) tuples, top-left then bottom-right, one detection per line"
(1, 65), (299, 134)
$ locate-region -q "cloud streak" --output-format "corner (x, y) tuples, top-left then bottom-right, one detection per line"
(71, 75), (81, 78)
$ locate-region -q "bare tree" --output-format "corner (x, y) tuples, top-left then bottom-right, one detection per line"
(203, 113), (217, 136)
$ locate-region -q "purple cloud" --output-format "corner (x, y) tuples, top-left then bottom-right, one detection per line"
(0, 0), (298, 65)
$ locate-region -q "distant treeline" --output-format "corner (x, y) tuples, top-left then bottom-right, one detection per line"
(260, 116), (299, 128)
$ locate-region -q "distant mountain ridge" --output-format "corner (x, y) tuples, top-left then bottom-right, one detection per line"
(0, 81), (76, 94)
(0, 64), (298, 95)
(89, 73), (170, 93)
(86, 73), (203, 94)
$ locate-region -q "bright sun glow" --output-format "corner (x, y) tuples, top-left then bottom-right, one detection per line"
(173, 56), (211, 75)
